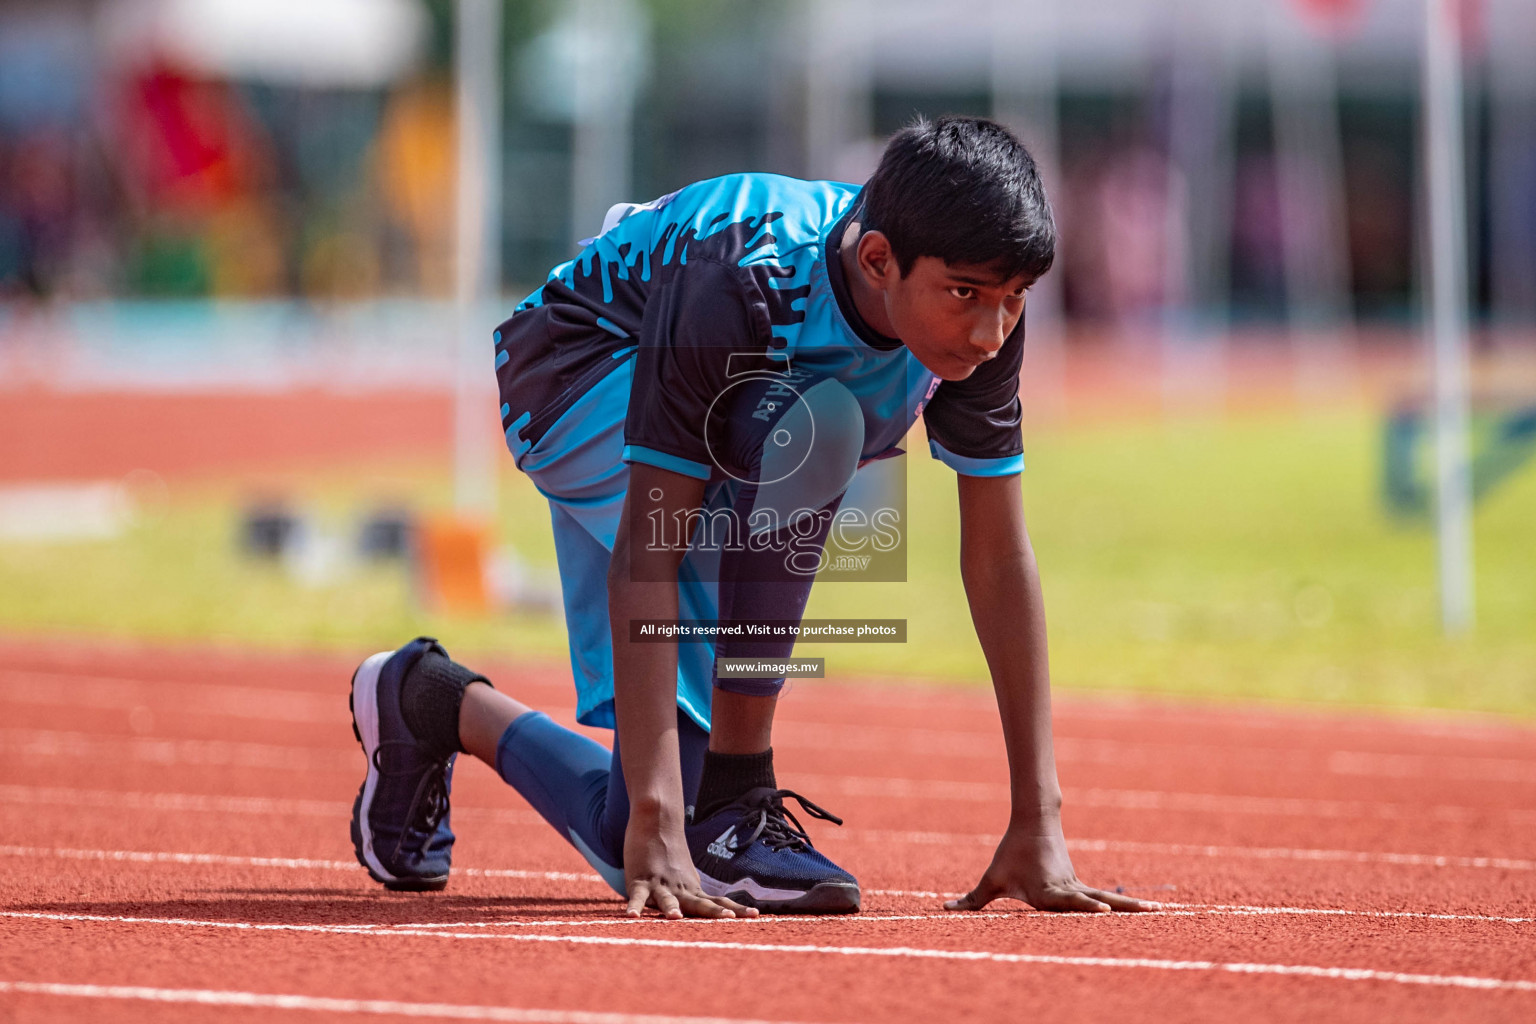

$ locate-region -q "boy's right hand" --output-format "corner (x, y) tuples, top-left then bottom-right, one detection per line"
(623, 821), (757, 919)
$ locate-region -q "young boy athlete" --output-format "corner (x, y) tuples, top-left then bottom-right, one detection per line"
(349, 116), (1157, 919)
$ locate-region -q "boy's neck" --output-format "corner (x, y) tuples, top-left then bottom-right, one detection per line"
(837, 219), (901, 339)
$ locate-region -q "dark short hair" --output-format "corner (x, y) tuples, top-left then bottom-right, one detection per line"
(859, 115), (1055, 283)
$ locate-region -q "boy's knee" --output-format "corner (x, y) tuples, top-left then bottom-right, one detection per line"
(744, 377), (864, 534)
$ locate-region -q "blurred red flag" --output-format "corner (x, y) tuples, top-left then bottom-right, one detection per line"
(1419, 0), (1488, 56)
(1291, 0), (1483, 52)
(1291, 0), (1369, 35)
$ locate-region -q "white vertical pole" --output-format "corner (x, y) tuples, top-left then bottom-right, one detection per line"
(991, 0), (1065, 426)
(454, 0), (502, 516)
(1423, 0), (1475, 632)
(571, 0), (638, 245)
(1161, 0), (1234, 414)
(804, 0), (874, 179)
(1488, 0), (1536, 332)
(1266, 2), (1354, 401)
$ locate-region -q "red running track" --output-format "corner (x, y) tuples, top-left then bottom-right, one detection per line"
(0, 390), (455, 483)
(1, 639), (1534, 1024)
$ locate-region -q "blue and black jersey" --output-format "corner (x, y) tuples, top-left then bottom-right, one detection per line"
(494, 173), (1027, 486)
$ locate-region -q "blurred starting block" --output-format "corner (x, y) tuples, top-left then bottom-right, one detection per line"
(1383, 398), (1536, 517)
(414, 515), (494, 614)
(413, 513), (562, 616)
(239, 501), (559, 614)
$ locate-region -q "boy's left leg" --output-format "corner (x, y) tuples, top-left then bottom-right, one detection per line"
(705, 689), (776, 754)
(677, 497), (861, 913)
(677, 375), (867, 913)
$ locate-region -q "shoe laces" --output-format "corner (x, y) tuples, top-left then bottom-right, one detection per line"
(373, 743), (453, 859)
(739, 789), (843, 853)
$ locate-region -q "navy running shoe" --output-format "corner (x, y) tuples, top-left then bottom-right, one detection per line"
(349, 637), (457, 891)
(685, 788), (860, 914)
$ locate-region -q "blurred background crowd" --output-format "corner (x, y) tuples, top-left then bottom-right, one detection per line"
(0, 0), (1531, 713)
(0, 0), (1531, 333)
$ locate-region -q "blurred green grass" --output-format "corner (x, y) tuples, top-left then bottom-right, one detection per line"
(2, 406), (1532, 716)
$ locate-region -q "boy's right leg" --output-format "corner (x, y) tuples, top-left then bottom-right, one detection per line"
(349, 638), (470, 891)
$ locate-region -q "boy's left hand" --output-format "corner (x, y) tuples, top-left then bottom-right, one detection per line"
(944, 824), (1161, 913)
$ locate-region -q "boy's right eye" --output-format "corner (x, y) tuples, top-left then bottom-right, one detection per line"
(948, 286), (976, 300)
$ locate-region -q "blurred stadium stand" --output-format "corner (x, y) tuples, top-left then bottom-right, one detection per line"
(0, 0), (1532, 396)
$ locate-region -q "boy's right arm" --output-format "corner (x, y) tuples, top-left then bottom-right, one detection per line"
(608, 462), (754, 920)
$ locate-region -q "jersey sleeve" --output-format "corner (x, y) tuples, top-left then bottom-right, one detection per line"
(622, 256), (771, 480)
(920, 319), (1026, 477)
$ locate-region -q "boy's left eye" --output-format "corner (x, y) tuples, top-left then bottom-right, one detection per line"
(948, 286), (976, 300)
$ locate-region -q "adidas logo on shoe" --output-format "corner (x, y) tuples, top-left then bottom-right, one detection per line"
(685, 787), (861, 914)
(707, 825), (741, 859)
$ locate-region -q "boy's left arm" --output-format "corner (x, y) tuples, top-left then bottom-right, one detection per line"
(945, 472), (1158, 914)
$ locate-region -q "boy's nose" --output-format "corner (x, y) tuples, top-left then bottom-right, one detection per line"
(972, 314), (1008, 354)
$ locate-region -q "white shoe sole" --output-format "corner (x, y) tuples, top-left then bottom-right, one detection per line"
(698, 873), (861, 914)
(351, 650), (399, 886)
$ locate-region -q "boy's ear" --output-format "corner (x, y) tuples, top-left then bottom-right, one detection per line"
(855, 230), (898, 289)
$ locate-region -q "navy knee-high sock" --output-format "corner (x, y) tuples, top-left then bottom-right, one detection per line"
(493, 708), (708, 894)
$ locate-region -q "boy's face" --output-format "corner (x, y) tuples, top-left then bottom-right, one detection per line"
(854, 231), (1029, 381)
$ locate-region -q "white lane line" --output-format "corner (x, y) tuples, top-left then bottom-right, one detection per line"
(0, 845), (597, 882)
(7, 894), (1533, 933)
(374, 905), (1536, 929)
(834, 830), (1536, 870)
(9, 829), (1536, 882)
(8, 693), (1536, 788)
(10, 667), (1536, 779)
(1073, 838), (1536, 872)
(0, 728), (356, 772)
(0, 670), (339, 724)
(849, 901), (1535, 926)
(0, 979), (804, 1023)
(782, 687), (1536, 744)
(1328, 750), (1536, 785)
(800, 730), (1536, 785)
(8, 773), (1533, 836)
(4, 913), (1533, 994)
(1062, 786), (1536, 824)
(373, 912), (1020, 930)
(1168, 903), (1536, 925)
(0, 841), (932, 900)
(8, 720), (1534, 795)
(9, 786), (1511, 835)
(16, 903), (1518, 932)
(11, 662), (1532, 748)
(4, 845), (1531, 925)
(0, 785), (542, 826)
(0, 785), (348, 818)
(796, 774), (1536, 823)
(2, 910), (414, 934)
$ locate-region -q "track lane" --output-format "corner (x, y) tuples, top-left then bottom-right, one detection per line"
(4, 648), (1532, 758)
(1, 913), (1533, 1024)
(3, 640), (1535, 1024)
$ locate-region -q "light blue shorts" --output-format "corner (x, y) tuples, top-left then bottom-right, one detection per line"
(518, 357), (867, 733)
(520, 359), (721, 731)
